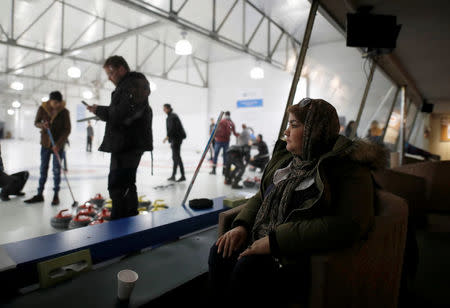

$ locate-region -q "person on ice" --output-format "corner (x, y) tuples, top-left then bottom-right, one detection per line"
(87, 55), (153, 220)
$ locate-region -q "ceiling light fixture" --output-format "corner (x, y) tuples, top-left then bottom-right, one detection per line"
(82, 90), (93, 100)
(71, 50), (82, 56)
(250, 62), (264, 80)
(10, 81), (24, 91)
(41, 96), (49, 102)
(7, 109), (15, 116)
(175, 31), (192, 55)
(67, 66), (81, 79)
(14, 69), (24, 75)
(12, 100), (21, 108)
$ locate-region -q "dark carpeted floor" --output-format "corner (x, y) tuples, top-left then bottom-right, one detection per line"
(403, 230), (450, 308)
(146, 228), (450, 308)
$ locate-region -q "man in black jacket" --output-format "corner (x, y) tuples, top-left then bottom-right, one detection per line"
(249, 134), (270, 172)
(87, 55), (153, 220)
(163, 104), (186, 182)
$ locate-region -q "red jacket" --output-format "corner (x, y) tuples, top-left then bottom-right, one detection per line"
(215, 118), (238, 143)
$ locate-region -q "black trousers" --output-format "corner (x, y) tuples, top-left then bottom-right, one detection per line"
(86, 136), (92, 152)
(208, 244), (310, 308)
(170, 140), (184, 177)
(225, 154), (245, 185)
(108, 151), (143, 220)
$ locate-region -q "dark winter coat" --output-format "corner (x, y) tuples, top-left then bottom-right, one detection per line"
(254, 140), (269, 160)
(34, 101), (71, 149)
(166, 111), (186, 143)
(95, 72), (153, 153)
(232, 136), (387, 265)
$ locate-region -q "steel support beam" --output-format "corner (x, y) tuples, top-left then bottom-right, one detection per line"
(399, 86), (407, 165)
(381, 87), (400, 142)
(15, 1), (56, 41)
(351, 59), (376, 139)
(407, 107), (420, 143)
(166, 56), (182, 75)
(269, 32), (284, 58)
(61, 0), (65, 52)
(245, 15), (265, 47)
(278, 0), (319, 139)
(67, 21), (162, 54)
(10, 0), (14, 39)
(364, 85), (394, 135)
(191, 56), (206, 86)
(0, 40), (61, 56)
(0, 25), (9, 39)
(176, 0), (189, 15)
(67, 17), (99, 50)
(111, 0), (303, 71)
(216, 0), (239, 33)
(137, 42), (160, 71)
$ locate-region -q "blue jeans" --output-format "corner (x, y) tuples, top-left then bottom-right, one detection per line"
(213, 141), (229, 167)
(38, 146), (63, 195)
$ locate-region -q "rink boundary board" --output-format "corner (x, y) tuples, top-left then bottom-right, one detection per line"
(0, 197), (226, 288)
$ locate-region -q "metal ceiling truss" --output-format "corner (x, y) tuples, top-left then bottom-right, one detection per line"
(112, 0), (303, 70)
(1, 0), (208, 88)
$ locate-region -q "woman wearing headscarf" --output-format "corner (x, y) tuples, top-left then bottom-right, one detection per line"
(208, 98), (387, 307)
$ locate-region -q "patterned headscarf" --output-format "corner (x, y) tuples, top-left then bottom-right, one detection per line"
(251, 98), (340, 241)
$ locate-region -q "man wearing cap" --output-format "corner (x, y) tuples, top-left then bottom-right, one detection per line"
(25, 91), (71, 205)
(86, 55), (153, 220)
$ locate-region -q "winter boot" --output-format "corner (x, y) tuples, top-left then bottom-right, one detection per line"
(51, 193), (60, 206)
(24, 194), (44, 204)
(176, 176), (186, 182)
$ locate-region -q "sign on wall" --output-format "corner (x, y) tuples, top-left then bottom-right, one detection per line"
(237, 99), (263, 108)
(237, 88), (263, 108)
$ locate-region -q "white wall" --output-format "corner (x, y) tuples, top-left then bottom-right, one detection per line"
(208, 57), (307, 151)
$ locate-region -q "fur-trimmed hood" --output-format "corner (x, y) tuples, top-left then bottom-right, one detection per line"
(329, 135), (389, 170)
(41, 100), (67, 121)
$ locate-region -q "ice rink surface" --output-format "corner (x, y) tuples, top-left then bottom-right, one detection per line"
(0, 139), (259, 245)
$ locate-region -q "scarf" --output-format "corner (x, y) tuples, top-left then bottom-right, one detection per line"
(251, 155), (316, 240)
(251, 98), (340, 241)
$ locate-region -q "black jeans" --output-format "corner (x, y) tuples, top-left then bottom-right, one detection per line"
(225, 153), (245, 185)
(108, 151), (143, 220)
(170, 140), (184, 177)
(208, 244), (310, 308)
(86, 136), (93, 152)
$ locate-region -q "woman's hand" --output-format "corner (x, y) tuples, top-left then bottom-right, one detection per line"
(216, 226), (248, 258)
(238, 236), (270, 259)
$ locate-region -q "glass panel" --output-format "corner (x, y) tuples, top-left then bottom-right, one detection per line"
(383, 94), (402, 151)
(357, 68), (396, 140)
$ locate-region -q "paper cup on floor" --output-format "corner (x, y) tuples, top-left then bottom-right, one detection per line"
(117, 269), (139, 300)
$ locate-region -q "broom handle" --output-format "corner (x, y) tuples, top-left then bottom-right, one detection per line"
(46, 128), (76, 203)
(181, 111), (224, 207)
